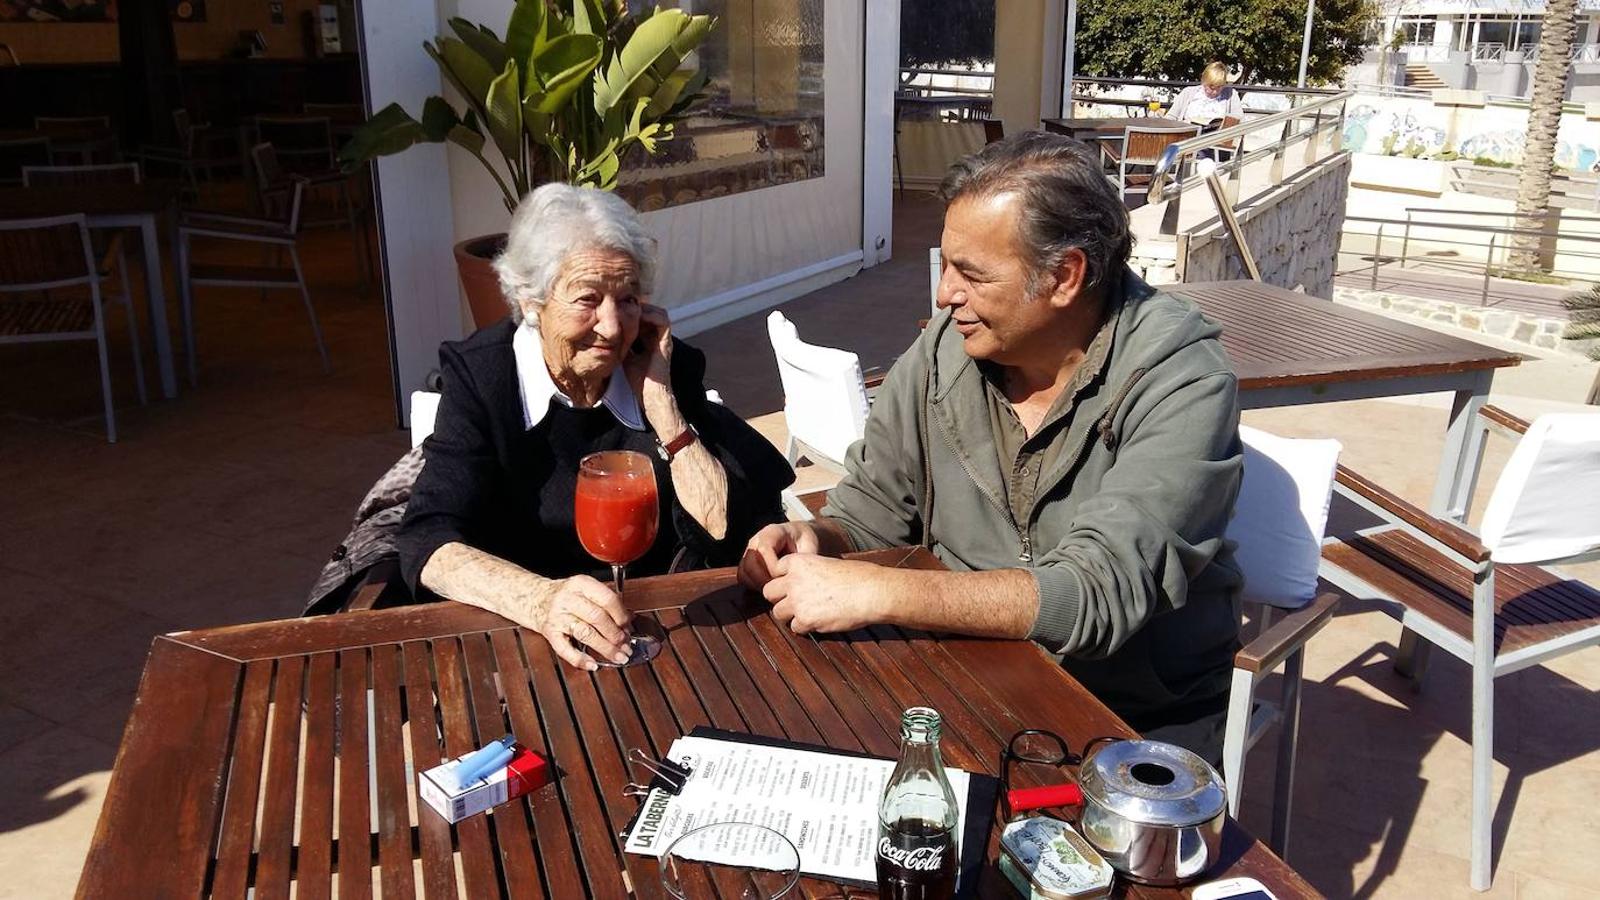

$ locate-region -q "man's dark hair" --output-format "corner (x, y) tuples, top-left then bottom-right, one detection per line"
(939, 131), (1133, 298)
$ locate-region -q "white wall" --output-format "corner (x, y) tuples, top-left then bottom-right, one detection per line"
(360, 0), (463, 423)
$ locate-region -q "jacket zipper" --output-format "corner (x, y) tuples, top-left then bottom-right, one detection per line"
(933, 412), (1031, 562)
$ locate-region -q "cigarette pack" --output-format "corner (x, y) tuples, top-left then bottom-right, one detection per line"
(418, 746), (550, 824)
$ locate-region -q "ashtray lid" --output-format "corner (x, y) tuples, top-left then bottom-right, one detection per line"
(1077, 739), (1226, 827)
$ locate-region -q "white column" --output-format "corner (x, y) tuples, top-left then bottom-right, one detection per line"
(359, 0), (463, 426)
(863, 0), (899, 266)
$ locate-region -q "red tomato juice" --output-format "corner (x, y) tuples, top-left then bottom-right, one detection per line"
(574, 476), (659, 565)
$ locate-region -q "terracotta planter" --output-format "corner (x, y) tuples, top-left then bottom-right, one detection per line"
(453, 233), (511, 330)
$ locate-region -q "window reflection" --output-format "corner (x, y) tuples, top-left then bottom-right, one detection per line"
(617, 0), (826, 212)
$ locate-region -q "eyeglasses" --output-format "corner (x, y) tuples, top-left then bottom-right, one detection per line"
(998, 730), (1119, 819)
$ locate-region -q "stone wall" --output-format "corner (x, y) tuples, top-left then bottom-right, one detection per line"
(1335, 286), (1599, 359)
(1177, 152), (1352, 298)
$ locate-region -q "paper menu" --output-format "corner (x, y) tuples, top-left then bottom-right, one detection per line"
(622, 735), (970, 883)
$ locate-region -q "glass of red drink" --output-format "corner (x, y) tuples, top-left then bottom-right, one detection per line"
(576, 450), (662, 667)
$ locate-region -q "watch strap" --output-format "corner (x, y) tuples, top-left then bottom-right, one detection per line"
(657, 424), (698, 462)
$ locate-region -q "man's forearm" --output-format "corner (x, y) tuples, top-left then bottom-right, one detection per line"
(876, 566), (1039, 639)
(420, 541), (551, 620)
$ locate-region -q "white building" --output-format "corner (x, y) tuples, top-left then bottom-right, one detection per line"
(1368, 0), (1600, 98)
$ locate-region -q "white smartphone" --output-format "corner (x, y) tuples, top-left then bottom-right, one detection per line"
(1191, 876), (1279, 900)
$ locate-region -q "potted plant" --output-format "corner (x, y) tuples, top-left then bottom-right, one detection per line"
(340, 0), (716, 328)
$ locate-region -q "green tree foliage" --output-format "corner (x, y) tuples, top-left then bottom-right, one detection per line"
(900, 0), (995, 68)
(1074, 0), (1377, 84)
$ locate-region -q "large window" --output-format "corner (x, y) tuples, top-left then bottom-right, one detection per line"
(1396, 16), (1437, 45)
(615, 0), (825, 213)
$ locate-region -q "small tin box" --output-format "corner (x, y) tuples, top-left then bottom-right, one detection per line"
(999, 815), (1116, 900)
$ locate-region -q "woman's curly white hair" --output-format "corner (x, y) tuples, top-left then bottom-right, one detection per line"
(493, 183), (658, 325)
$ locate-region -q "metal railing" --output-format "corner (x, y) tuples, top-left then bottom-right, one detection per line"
(1471, 42), (1507, 63)
(1144, 90), (1352, 235)
(1524, 42), (1600, 63)
(1340, 209), (1600, 305)
(898, 67), (994, 99)
(1400, 43), (1451, 63)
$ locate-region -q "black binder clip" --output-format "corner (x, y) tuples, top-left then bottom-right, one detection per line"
(622, 747), (692, 798)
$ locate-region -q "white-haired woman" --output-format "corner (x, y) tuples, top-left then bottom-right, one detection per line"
(398, 184), (793, 670)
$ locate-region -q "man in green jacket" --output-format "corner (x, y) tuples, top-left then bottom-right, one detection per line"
(738, 132), (1244, 760)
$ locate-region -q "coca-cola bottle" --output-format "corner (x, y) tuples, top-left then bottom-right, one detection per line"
(876, 707), (959, 900)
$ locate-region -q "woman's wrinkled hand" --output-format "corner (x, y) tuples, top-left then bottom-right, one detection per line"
(626, 303), (674, 403)
(522, 574), (633, 671)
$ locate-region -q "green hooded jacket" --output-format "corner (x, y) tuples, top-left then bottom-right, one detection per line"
(821, 270), (1244, 727)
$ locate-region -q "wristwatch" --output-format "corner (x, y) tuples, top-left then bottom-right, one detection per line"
(656, 423), (699, 462)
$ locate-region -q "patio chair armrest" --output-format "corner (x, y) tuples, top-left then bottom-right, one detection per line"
(179, 224), (296, 246)
(347, 559), (405, 612)
(1235, 592), (1339, 674)
(863, 370), (887, 390)
(1334, 465), (1490, 563)
(183, 210), (287, 230)
(1479, 404), (1530, 437)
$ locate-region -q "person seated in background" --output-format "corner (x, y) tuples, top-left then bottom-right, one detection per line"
(737, 133), (1244, 762)
(398, 183), (793, 670)
(1169, 62), (1244, 129)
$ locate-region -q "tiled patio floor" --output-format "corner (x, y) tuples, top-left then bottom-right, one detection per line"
(1, 193), (1597, 899)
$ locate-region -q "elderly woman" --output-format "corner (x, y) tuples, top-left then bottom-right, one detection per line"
(398, 184), (793, 670)
(1168, 62), (1244, 127)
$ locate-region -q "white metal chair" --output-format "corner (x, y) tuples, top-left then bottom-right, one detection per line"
(0, 214), (142, 442)
(1320, 406), (1600, 890)
(178, 163), (329, 382)
(766, 311), (870, 474)
(766, 311), (873, 521)
(21, 163), (148, 406)
(34, 115), (115, 165)
(252, 137), (370, 288)
(1219, 425), (1343, 860)
(0, 136), (52, 186)
(929, 246), (942, 315)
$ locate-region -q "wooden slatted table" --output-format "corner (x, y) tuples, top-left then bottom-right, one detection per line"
(1170, 280), (1523, 521)
(78, 547), (1316, 899)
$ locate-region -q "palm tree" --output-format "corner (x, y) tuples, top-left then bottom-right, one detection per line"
(1561, 284), (1600, 403)
(1511, 0), (1580, 271)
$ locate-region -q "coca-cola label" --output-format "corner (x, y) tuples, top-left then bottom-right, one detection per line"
(878, 836), (951, 871)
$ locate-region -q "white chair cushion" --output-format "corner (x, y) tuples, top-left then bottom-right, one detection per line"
(410, 390), (441, 448)
(1228, 425), (1342, 609)
(1480, 412), (1600, 565)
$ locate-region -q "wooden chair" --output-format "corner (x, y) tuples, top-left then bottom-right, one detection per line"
(1319, 405), (1600, 890)
(0, 136), (52, 186)
(981, 117), (1005, 145)
(1101, 123), (1199, 205)
(0, 214), (144, 442)
(178, 170), (330, 382)
(21, 163), (147, 405)
(1219, 425), (1343, 859)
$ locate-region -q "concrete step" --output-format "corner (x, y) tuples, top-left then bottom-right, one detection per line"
(1404, 64), (1448, 89)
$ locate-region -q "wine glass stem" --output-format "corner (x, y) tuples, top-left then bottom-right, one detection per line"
(611, 563), (626, 596)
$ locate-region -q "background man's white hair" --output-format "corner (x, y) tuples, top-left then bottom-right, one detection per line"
(493, 183), (658, 325)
